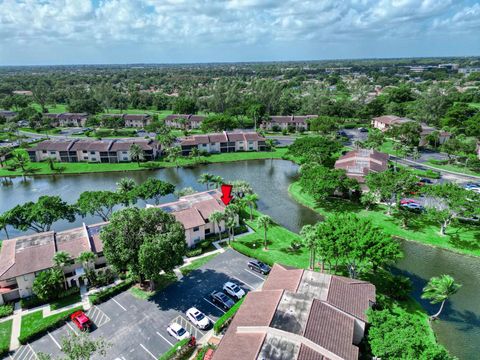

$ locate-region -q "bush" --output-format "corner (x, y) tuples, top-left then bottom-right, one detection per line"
(230, 242), (274, 267)
(89, 279), (134, 305)
(158, 338), (190, 360)
(20, 286), (80, 310)
(0, 304), (13, 318)
(196, 345), (216, 360)
(214, 297), (245, 335)
(186, 248), (203, 258)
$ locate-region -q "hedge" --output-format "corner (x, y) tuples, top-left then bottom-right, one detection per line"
(18, 307), (83, 344)
(0, 304), (14, 318)
(88, 279), (134, 305)
(20, 286), (80, 310)
(158, 338), (190, 360)
(213, 297), (245, 335)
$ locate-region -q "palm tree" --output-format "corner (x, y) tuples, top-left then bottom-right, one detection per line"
(0, 214), (9, 239)
(257, 215), (273, 250)
(226, 217), (237, 244)
(300, 225), (317, 270)
(243, 193), (259, 221)
(421, 275), (461, 320)
(52, 251), (71, 289)
(117, 177), (137, 206)
(166, 146), (182, 168)
(129, 144), (144, 166)
(45, 157), (56, 171)
(78, 251), (96, 270)
(198, 173), (215, 190)
(0, 146), (11, 167)
(209, 211), (225, 242)
(11, 152), (30, 172)
(224, 205), (239, 244)
(212, 175), (224, 189)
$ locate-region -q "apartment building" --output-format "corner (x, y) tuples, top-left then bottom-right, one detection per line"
(0, 110), (17, 121)
(262, 115), (317, 131)
(101, 114), (152, 128)
(43, 113), (88, 127)
(335, 149), (389, 183)
(164, 114), (205, 129)
(213, 264), (376, 360)
(27, 139), (159, 163)
(180, 131), (266, 155)
(0, 223), (107, 305)
(149, 190), (237, 248)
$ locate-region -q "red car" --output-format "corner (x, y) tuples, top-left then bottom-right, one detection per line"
(71, 311), (92, 331)
(400, 199), (418, 205)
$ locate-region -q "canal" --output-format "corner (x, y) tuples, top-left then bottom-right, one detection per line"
(0, 159), (478, 359)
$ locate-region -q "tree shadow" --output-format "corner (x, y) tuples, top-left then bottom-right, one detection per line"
(447, 233), (480, 251)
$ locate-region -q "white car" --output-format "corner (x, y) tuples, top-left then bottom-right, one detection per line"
(167, 323), (190, 341)
(223, 281), (246, 300)
(186, 307), (211, 330)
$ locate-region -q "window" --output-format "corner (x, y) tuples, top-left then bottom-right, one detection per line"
(90, 151), (95, 155)
(42, 150), (47, 154)
(205, 228), (211, 234)
(50, 151), (56, 155)
(193, 227), (199, 232)
(83, 150), (88, 153)
(211, 142), (216, 145)
(122, 151), (128, 154)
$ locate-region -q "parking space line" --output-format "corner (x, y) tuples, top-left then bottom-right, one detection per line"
(156, 331), (174, 346)
(202, 298), (226, 314)
(47, 331), (62, 349)
(140, 344), (157, 360)
(65, 321), (77, 334)
(28, 344), (38, 360)
(244, 269), (266, 280)
(230, 275), (255, 290)
(111, 298), (127, 311)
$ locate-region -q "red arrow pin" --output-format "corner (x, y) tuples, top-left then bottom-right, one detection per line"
(220, 184), (234, 205)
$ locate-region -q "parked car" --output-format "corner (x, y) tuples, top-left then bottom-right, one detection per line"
(401, 202), (425, 213)
(223, 282), (246, 300)
(167, 323), (190, 341)
(358, 127), (369, 132)
(418, 178), (433, 184)
(247, 260), (271, 275)
(186, 307), (211, 330)
(210, 291), (235, 310)
(400, 199), (418, 205)
(337, 130), (348, 137)
(71, 311), (92, 332)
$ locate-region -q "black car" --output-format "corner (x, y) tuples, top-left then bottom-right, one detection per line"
(358, 127), (369, 132)
(247, 260), (271, 275)
(419, 178), (433, 184)
(210, 291), (235, 310)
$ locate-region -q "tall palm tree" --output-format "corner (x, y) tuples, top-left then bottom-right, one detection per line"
(300, 224), (317, 270)
(11, 152), (30, 172)
(166, 146), (182, 168)
(52, 251), (71, 289)
(257, 215), (273, 250)
(45, 157), (57, 171)
(78, 251), (96, 270)
(209, 211), (225, 242)
(212, 175), (224, 189)
(243, 193), (259, 221)
(129, 144), (144, 166)
(198, 173), (214, 190)
(224, 205), (239, 244)
(0, 214), (9, 239)
(117, 177), (137, 206)
(421, 275), (461, 320)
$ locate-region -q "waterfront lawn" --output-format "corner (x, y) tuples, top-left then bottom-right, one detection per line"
(0, 147), (288, 177)
(289, 181), (480, 257)
(0, 319), (12, 353)
(180, 253), (219, 276)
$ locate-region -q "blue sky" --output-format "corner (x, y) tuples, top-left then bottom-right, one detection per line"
(0, 0), (479, 65)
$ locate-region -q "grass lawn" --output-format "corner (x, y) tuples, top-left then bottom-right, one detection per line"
(0, 147), (288, 177)
(468, 102), (480, 109)
(425, 160), (480, 177)
(20, 306), (83, 339)
(0, 319), (12, 351)
(50, 293), (81, 311)
(289, 181), (480, 257)
(180, 253), (219, 276)
(30, 103), (68, 114)
(129, 272), (178, 300)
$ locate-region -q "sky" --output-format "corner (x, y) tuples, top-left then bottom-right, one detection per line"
(0, 0), (479, 66)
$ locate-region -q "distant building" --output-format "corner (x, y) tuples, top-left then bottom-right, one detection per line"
(458, 67), (480, 75)
(0, 223), (107, 305)
(213, 264), (376, 360)
(12, 90), (33, 96)
(164, 114), (205, 129)
(335, 149), (389, 183)
(149, 190), (237, 248)
(0, 110), (17, 121)
(180, 131), (266, 155)
(27, 139), (159, 163)
(43, 113), (88, 127)
(101, 114), (152, 128)
(262, 115), (317, 131)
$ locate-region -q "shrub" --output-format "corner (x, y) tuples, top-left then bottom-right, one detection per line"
(196, 345), (216, 360)
(186, 248), (203, 258)
(88, 279), (134, 305)
(214, 297), (245, 335)
(230, 242), (274, 267)
(0, 304), (13, 318)
(21, 286), (80, 310)
(158, 338), (190, 360)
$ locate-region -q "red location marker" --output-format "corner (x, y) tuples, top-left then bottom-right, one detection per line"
(220, 184), (234, 205)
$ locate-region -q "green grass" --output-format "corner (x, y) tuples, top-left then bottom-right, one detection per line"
(180, 253), (219, 276)
(129, 272), (178, 300)
(0, 148), (288, 177)
(50, 292), (81, 311)
(289, 181), (480, 257)
(425, 160), (480, 176)
(468, 102), (480, 109)
(30, 103), (68, 114)
(20, 306), (83, 339)
(0, 319), (12, 352)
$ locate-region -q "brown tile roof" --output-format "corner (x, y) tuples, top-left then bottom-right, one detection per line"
(334, 149), (389, 182)
(180, 132), (264, 146)
(171, 208), (205, 229)
(227, 132), (245, 141)
(262, 264), (303, 292)
(87, 223), (107, 253)
(164, 114), (190, 122)
(55, 228), (91, 259)
(372, 115), (403, 125)
(30, 139), (77, 152)
(297, 344), (325, 360)
(303, 300), (358, 360)
(57, 113), (88, 120)
(208, 133), (228, 142)
(110, 140), (156, 151)
(70, 140), (113, 152)
(123, 114), (151, 121)
(243, 132), (265, 141)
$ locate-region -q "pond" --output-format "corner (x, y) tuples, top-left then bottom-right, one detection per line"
(0, 159), (478, 359)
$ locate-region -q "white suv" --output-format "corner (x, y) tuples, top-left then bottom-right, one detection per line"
(223, 281), (246, 300)
(167, 323), (190, 341)
(186, 307), (211, 330)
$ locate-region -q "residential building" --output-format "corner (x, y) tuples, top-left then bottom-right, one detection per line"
(262, 115), (317, 131)
(27, 139), (159, 163)
(164, 114), (206, 129)
(458, 67), (480, 75)
(101, 114), (152, 128)
(148, 190), (237, 248)
(43, 113), (88, 127)
(180, 131), (266, 155)
(0, 110), (17, 121)
(0, 223), (107, 305)
(335, 149), (389, 183)
(213, 264), (376, 360)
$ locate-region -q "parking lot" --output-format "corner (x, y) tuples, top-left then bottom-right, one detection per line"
(11, 249), (266, 360)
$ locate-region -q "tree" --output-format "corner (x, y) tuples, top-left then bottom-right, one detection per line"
(45, 157), (57, 171)
(4, 195), (76, 233)
(53, 251), (71, 289)
(441, 102), (477, 129)
(76, 191), (123, 222)
(211, 175), (224, 189)
(32, 81), (51, 113)
(300, 224), (316, 270)
(100, 207), (186, 282)
(257, 215), (273, 250)
(387, 121), (422, 154)
(166, 146), (182, 168)
(308, 116), (338, 135)
(198, 173), (215, 190)
(224, 204), (239, 244)
(0, 213), (9, 239)
(173, 96), (197, 114)
(129, 144), (144, 166)
(358, 128), (385, 150)
(286, 136), (342, 166)
(0, 146), (11, 167)
(422, 275), (461, 320)
(32, 268), (63, 301)
(78, 251), (96, 269)
(174, 187), (196, 198)
(133, 178), (175, 205)
(243, 193), (259, 221)
(10, 151), (30, 172)
(209, 211), (225, 242)
(116, 177), (137, 206)
(38, 332), (110, 360)
(200, 114), (236, 132)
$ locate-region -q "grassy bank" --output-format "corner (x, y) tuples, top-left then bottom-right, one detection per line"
(0, 319), (12, 354)
(0, 148), (288, 177)
(180, 253), (219, 276)
(289, 181), (480, 257)
(425, 160), (480, 177)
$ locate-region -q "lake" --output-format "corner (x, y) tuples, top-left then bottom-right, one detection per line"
(0, 159), (478, 359)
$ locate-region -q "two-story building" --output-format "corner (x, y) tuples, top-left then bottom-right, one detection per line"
(0, 110), (17, 121)
(180, 131), (266, 155)
(262, 115), (317, 131)
(164, 114), (206, 129)
(43, 113), (88, 127)
(334, 149), (389, 183)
